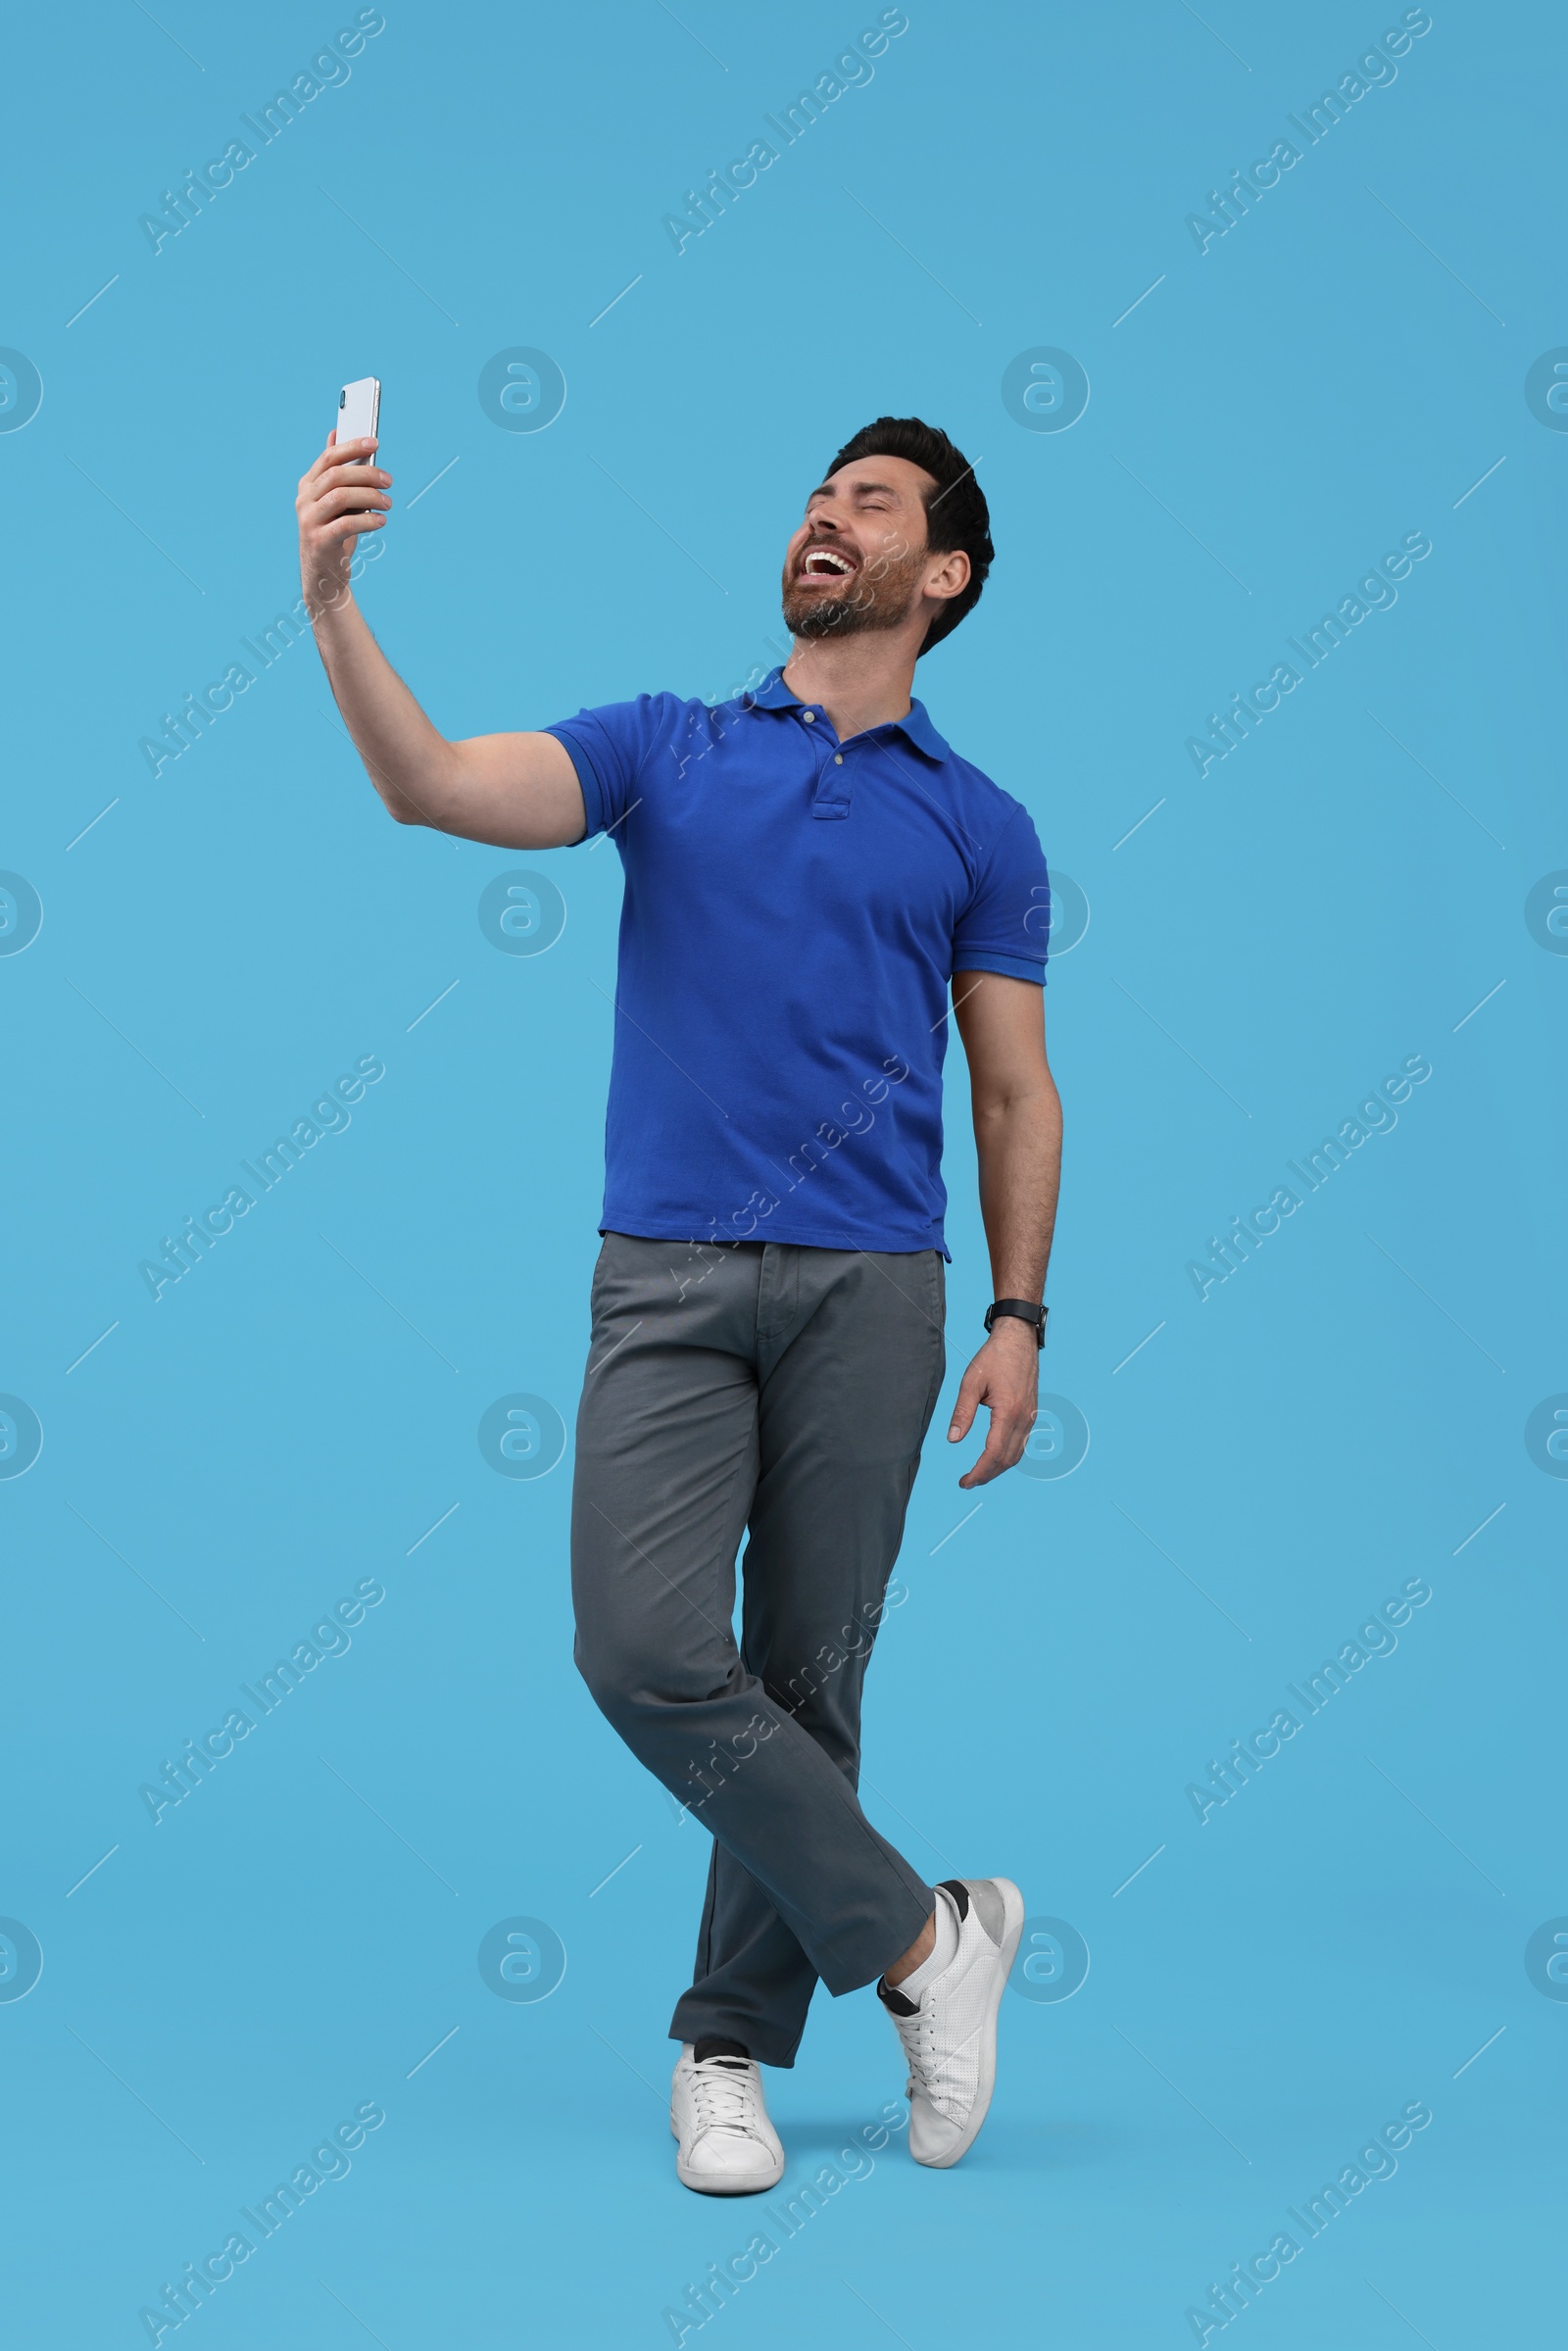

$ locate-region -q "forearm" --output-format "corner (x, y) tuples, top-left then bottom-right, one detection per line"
(973, 1081), (1062, 1299)
(311, 589), (456, 828)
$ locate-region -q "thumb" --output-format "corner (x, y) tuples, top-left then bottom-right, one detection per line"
(948, 1370), (983, 1442)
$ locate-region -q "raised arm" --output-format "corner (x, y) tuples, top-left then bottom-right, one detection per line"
(946, 971), (1063, 1488)
(296, 432), (586, 848)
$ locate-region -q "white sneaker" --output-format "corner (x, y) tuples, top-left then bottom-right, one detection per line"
(880, 1877), (1024, 2168)
(670, 2045), (785, 2194)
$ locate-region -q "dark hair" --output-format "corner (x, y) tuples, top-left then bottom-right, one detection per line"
(824, 416), (993, 653)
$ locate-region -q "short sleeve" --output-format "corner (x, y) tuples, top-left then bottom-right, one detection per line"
(951, 802), (1052, 983)
(544, 693), (681, 842)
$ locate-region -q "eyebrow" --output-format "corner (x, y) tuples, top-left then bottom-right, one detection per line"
(807, 477), (902, 503)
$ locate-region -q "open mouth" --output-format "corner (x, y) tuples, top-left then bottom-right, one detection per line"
(797, 543), (858, 582)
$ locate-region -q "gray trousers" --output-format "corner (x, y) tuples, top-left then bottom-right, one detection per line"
(570, 1233), (946, 2068)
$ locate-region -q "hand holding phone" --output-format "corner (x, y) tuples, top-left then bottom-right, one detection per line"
(296, 376), (391, 614)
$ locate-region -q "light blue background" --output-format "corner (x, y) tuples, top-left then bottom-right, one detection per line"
(2, 3), (1561, 2344)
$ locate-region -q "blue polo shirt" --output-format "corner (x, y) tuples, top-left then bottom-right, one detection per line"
(547, 667), (1049, 1256)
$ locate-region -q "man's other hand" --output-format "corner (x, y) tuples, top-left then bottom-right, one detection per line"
(947, 1317), (1039, 1488)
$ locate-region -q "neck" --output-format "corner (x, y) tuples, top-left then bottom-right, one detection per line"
(781, 627), (922, 742)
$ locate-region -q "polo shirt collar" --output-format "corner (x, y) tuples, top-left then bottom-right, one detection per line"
(746, 666), (951, 764)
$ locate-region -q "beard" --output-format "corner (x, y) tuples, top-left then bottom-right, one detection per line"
(781, 539), (929, 640)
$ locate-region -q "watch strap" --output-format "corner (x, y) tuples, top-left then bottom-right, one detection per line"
(984, 1298), (1047, 1347)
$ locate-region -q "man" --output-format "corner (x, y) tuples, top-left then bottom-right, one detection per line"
(297, 413), (1062, 2190)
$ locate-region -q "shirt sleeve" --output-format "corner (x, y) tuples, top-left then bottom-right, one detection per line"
(543, 693), (681, 841)
(951, 802), (1052, 984)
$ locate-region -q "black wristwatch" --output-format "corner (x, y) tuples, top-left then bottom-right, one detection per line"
(984, 1298), (1048, 1348)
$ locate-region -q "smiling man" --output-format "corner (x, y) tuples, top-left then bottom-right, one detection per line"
(297, 414), (1062, 2192)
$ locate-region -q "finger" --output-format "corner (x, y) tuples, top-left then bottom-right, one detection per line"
(985, 1413), (1034, 1470)
(947, 1371), (986, 1443)
(320, 455), (391, 479)
(312, 482), (393, 515)
(305, 476), (390, 516)
(957, 1431), (1017, 1488)
(306, 434), (378, 483)
(311, 485), (393, 520)
(306, 435), (349, 482)
(312, 513), (387, 544)
(319, 453), (391, 482)
(956, 1399), (1036, 1486)
(312, 464), (393, 502)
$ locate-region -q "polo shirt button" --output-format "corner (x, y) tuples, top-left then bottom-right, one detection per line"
(803, 710), (815, 723)
(833, 753), (843, 764)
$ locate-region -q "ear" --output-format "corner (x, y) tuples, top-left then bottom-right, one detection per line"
(923, 547), (971, 607)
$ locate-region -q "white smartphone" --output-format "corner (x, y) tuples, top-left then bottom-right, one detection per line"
(336, 375), (380, 451)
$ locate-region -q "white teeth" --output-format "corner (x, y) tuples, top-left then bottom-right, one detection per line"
(804, 549), (851, 576)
